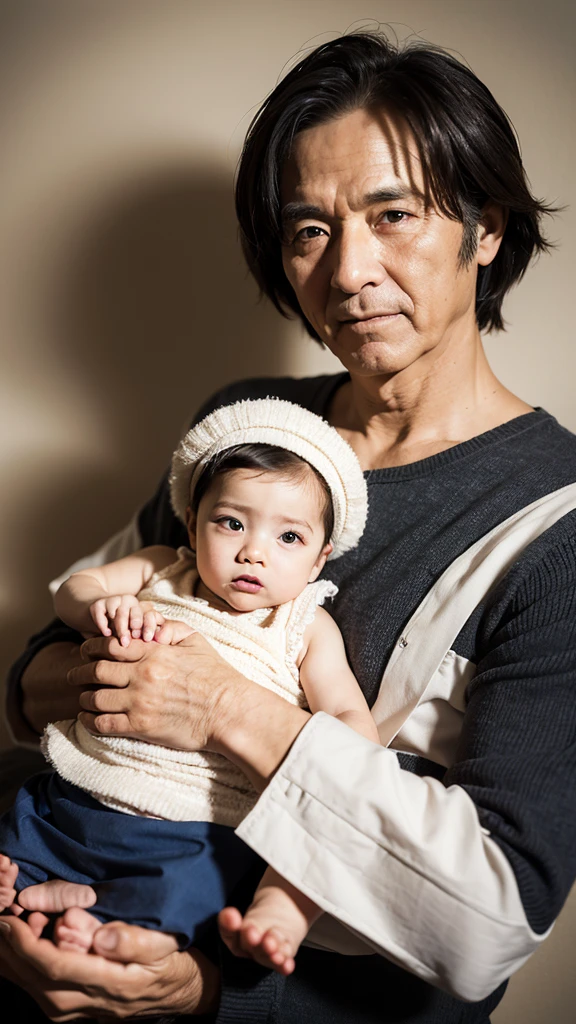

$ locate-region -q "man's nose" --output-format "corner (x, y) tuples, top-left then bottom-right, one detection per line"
(330, 223), (387, 294)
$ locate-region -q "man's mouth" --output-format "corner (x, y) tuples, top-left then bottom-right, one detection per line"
(337, 312), (403, 335)
(231, 575), (263, 593)
(340, 311), (400, 322)
(340, 311), (402, 323)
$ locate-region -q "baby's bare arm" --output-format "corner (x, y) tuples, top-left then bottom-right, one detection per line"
(54, 545), (178, 636)
(298, 608), (380, 744)
(219, 612), (379, 972)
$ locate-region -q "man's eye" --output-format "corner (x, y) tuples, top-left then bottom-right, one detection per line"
(281, 531), (300, 544)
(293, 225), (327, 243)
(380, 210), (409, 224)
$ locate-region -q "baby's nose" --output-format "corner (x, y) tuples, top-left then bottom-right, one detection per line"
(239, 537), (266, 564)
(242, 549), (264, 564)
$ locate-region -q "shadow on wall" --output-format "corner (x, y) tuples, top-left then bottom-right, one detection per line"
(1, 163), (292, 740)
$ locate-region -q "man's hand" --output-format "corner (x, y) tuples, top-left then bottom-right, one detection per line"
(0, 913), (219, 1020)
(70, 634), (310, 791)
(69, 633), (245, 754)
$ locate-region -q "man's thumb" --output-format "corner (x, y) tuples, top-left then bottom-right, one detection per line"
(92, 921), (179, 962)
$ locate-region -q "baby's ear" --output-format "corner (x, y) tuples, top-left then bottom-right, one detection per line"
(185, 507), (197, 551)
(308, 542), (333, 582)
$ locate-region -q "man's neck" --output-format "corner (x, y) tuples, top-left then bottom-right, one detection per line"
(328, 332), (533, 470)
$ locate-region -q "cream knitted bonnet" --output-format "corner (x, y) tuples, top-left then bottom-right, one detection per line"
(169, 399), (368, 559)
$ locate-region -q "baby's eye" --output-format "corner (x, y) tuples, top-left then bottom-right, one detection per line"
(220, 517), (243, 531)
(280, 531), (300, 545)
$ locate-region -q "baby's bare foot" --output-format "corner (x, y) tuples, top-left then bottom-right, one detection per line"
(219, 868), (321, 975)
(17, 878), (97, 914)
(53, 906), (101, 953)
(0, 854), (18, 912)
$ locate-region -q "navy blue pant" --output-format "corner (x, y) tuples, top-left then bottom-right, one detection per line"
(0, 771), (263, 948)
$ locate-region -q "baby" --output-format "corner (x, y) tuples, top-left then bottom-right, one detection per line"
(0, 399), (378, 975)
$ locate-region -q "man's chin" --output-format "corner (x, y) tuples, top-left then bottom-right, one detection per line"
(328, 334), (418, 378)
(324, 319), (414, 366)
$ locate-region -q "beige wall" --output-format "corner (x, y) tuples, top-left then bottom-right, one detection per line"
(0, 1), (574, 1020)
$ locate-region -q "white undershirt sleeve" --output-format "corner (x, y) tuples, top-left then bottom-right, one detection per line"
(49, 516), (143, 595)
(236, 712), (549, 1002)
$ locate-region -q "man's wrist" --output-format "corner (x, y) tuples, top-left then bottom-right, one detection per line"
(187, 948), (221, 1016)
(21, 641), (83, 736)
(210, 677), (310, 792)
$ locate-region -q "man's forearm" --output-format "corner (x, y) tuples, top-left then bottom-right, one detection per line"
(21, 642), (84, 737)
(211, 681), (311, 792)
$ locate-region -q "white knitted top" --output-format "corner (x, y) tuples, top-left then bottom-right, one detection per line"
(43, 548), (338, 827)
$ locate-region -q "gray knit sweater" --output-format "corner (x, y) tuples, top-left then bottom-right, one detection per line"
(9, 373), (576, 1024)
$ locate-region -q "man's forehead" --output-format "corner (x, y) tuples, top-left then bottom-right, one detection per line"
(280, 108), (424, 212)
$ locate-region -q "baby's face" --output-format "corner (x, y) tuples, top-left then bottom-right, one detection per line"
(187, 468), (332, 613)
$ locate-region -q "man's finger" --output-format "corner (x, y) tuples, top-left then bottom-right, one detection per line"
(78, 635), (148, 663)
(67, 658), (132, 689)
(92, 921), (178, 963)
(2, 913), (149, 986)
(78, 688), (130, 713)
(78, 711), (134, 736)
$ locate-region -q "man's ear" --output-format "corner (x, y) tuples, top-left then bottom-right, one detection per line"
(185, 506), (197, 552)
(476, 202), (508, 267)
(308, 542), (333, 583)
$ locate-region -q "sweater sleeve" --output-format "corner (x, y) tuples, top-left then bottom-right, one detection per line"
(448, 526), (576, 935)
(235, 531), (576, 1003)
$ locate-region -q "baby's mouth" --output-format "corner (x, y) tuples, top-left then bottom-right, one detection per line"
(231, 575), (263, 593)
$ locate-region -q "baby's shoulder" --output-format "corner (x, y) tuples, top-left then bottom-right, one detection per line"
(296, 605), (342, 667)
(139, 544), (181, 571)
(305, 604), (342, 639)
(141, 543), (180, 559)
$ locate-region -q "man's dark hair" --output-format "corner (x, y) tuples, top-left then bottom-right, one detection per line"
(191, 443), (334, 545)
(235, 32), (555, 335)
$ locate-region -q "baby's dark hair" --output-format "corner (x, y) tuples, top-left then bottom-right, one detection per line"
(191, 443), (334, 545)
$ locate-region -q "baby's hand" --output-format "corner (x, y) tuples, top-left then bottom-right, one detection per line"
(154, 619), (196, 645)
(90, 596), (164, 646)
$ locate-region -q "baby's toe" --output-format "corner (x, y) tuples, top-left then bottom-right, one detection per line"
(240, 922), (264, 951)
(54, 906), (99, 953)
(261, 928), (284, 956)
(218, 906), (243, 935)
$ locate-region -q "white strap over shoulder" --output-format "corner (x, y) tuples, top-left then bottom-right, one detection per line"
(372, 483), (576, 747)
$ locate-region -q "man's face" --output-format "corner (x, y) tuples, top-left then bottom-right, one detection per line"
(280, 107), (489, 381)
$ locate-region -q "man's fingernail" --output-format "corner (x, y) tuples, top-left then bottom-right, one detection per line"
(96, 929), (118, 950)
(0, 920), (11, 934)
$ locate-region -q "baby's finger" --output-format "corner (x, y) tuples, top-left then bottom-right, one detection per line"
(129, 603), (144, 639)
(105, 595), (122, 619)
(90, 601), (112, 636)
(154, 622), (172, 645)
(113, 598), (134, 645)
(142, 609), (160, 642)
